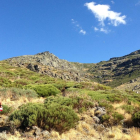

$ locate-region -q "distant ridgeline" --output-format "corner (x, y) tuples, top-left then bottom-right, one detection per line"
(5, 49), (140, 87)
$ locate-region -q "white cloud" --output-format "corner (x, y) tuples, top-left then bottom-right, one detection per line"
(84, 2), (126, 26)
(94, 27), (99, 31)
(100, 28), (109, 33)
(80, 29), (86, 35)
(135, 1), (140, 6)
(94, 27), (109, 33)
(111, 1), (115, 4)
(71, 19), (86, 35)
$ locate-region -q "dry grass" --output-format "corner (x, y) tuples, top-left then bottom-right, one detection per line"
(114, 105), (133, 126)
(116, 108), (125, 115)
(2, 96), (45, 110)
(0, 131), (25, 140)
(130, 127), (140, 140)
(100, 127), (131, 140)
(112, 101), (126, 108)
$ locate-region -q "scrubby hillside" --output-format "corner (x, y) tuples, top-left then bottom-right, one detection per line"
(0, 51), (140, 140)
(82, 49), (140, 89)
(5, 49), (140, 90)
(0, 58), (140, 140)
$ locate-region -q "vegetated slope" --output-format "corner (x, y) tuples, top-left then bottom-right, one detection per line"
(84, 49), (140, 88)
(1, 56), (140, 139)
(116, 77), (140, 94)
(4, 49), (140, 88)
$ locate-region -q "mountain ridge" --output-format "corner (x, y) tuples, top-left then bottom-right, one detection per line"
(4, 49), (140, 88)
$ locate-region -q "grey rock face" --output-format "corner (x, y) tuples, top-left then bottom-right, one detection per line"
(6, 51), (77, 70)
(94, 107), (106, 118)
(5, 51), (87, 82)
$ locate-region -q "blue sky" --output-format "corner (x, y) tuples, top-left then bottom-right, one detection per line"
(0, 0), (140, 63)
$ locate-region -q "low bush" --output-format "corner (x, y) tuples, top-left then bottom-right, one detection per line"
(121, 105), (135, 114)
(107, 94), (122, 102)
(9, 103), (79, 133)
(44, 95), (94, 113)
(53, 83), (66, 91)
(101, 114), (110, 122)
(0, 77), (12, 87)
(12, 79), (30, 88)
(94, 84), (111, 91)
(112, 112), (124, 124)
(25, 84), (60, 97)
(132, 111), (140, 126)
(0, 104), (11, 115)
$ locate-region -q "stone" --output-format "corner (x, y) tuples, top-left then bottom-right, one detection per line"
(93, 116), (100, 123)
(94, 107), (106, 118)
(35, 127), (42, 136)
(42, 130), (50, 138)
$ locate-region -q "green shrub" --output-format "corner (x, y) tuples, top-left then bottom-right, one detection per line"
(0, 104), (11, 115)
(94, 84), (111, 91)
(101, 114), (110, 122)
(66, 82), (75, 88)
(9, 103), (45, 128)
(53, 83), (66, 91)
(112, 112), (124, 124)
(12, 79), (30, 88)
(73, 84), (83, 89)
(0, 77), (12, 87)
(44, 103), (79, 132)
(132, 111), (140, 126)
(9, 103), (79, 133)
(26, 84), (60, 97)
(121, 105), (135, 114)
(44, 96), (94, 113)
(107, 95), (122, 102)
(44, 96), (74, 107)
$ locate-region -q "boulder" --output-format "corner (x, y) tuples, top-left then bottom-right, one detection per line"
(94, 107), (106, 118)
(42, 130), (50, 138)
(93, 116), (100, 123)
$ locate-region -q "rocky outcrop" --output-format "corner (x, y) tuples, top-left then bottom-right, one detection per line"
(85, 49), (140, 86)
(5, 51), (87, 82)
(4, 49), (140, 85)
(6, 51), (77, 70)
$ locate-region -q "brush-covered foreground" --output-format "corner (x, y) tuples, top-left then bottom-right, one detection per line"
(0, 61), (140, 139)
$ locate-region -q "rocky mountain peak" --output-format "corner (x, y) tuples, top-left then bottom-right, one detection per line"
(5, 51), (86, 82)
(36, 51), (58, 58)
(129, 49), (140, 55)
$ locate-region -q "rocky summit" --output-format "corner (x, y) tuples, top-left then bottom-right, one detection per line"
(5, 49), (140, 89)
(5, 51), (86, 82)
